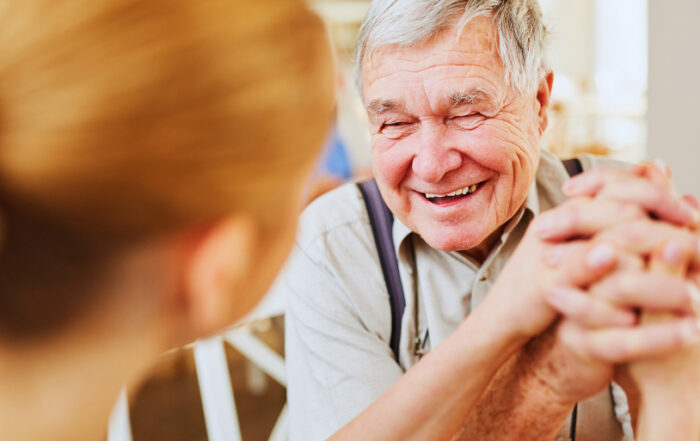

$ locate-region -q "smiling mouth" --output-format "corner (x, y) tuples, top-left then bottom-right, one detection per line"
(423, 181), (486, 204)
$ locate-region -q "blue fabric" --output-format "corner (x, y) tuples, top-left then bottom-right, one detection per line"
(318, 126), (352, 179)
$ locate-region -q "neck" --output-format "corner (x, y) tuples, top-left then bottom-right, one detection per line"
(0, 313), (158, 441)
(0, 240), (176, 441)
(0, 235), (194, 441)
(460, 224), (505, 264)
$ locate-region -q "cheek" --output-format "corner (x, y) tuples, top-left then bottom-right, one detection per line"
(457, 122), (540, 174)
(372, 138), (414, 189)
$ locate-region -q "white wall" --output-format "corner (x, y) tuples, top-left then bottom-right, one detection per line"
(648, 0), (700, 195)
(541, 0), (596, 84)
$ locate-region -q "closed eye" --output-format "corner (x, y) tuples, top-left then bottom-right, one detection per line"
(451, 114), (486, 129)
(380, 121), (415, 139)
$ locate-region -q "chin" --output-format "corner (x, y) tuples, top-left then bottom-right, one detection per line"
(419, 226), (490, 253)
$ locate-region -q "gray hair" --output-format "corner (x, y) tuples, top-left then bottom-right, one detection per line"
(355, 0), (549, 95)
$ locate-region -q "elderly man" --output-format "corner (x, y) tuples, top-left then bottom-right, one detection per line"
(283, 1), (700, 440)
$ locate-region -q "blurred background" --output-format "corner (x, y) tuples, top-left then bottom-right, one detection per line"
(117, 1), (700, 441)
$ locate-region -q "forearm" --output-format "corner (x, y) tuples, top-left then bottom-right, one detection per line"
(452, 344), (573, 441)
(329, 305), (525, 441)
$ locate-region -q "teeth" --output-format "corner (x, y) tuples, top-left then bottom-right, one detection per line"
(425, 183), (480, 200)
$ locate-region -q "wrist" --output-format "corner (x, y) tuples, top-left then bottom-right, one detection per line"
(463, 299), (530, 365)
(514, 331), (586, 409)
(517, 351), (578, 411)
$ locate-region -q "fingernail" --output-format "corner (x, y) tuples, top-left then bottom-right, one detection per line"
(662, 241), (685, 264)
(587, 243), (616, 269)
(652, 159), (670, 178)
(681, 318), (700, 345)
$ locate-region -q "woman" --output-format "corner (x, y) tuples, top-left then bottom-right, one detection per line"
(0, 1), (333, 440)
(0, 1), (695, 441)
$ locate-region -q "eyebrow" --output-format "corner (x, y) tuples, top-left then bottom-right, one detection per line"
(449, 88), (492, 107)
(366, 99), (402, 116)
(366, 88), (494, 116)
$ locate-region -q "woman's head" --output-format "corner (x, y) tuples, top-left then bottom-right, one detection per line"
(0, 0), (334, 342)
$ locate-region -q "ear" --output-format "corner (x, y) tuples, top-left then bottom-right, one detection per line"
(536, 70), (554, 134)
(184, 215), (258, 337)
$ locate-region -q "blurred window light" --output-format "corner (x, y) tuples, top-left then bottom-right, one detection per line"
(595, 0), (648, 111)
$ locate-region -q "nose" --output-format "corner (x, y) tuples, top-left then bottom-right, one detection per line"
(411, 123), (463, 183)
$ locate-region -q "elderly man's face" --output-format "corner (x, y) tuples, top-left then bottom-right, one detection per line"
(362, 17), (552, 253)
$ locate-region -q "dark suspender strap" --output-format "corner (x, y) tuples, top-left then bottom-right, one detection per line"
(562, 158), (583, 178)
(358, 158), (584, 433)
(562, 158), (582, 441)
(358, 179), (406, 362)
(569, 402), (578, 441)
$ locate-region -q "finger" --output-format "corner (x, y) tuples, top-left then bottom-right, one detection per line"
(543, 241), (584, 268)
(650, 240), (691, 277)
(550, 241), (619, 287)
(545, 242), (643, 281)
(546, 286), (637, 328)
(537, 198), (645, 241)
(591, 271), (700, 314)
(563, 168), (700, 228)
(616, 251), (644, 272)
(594, 179), (698, 228)
(641, 241), (692, 325)
(651, 159), (673, 181)
(596, 220), (700, 268)
(634, 161), (672, 188)
(561, 318), (700, 364)
(683, 194), (700, 211)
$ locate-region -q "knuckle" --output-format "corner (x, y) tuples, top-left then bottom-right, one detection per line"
(652, 186), (672, 208)
(589, 339), (614, 362)
(530, 213), (549, 231)
(577, 301), (594, 323)
(622, 254), (645, 271)
(619, 202), (645, 220)
(623, 219), (651, 243)
(670, 325), (687, 348)
(606, 275), (629, 302)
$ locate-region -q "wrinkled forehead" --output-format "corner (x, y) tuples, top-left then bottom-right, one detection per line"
(361, 16), (504, 99)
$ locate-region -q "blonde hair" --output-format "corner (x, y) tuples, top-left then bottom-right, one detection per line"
(0, 0), (334, 338)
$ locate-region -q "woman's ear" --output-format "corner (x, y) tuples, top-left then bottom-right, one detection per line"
(183, 214), (258, 338)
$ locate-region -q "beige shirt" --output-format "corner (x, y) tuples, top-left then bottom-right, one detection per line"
(283, 150), (633, 441)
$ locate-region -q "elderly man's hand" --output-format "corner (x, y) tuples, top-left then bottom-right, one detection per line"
(519, 227), (699, 405)
(482, 196), (646, 344)
(562, 162), (700, 229)
(530, 162), (700, 407)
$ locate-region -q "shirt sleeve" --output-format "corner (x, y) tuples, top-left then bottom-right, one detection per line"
(283, 239), (404, 441)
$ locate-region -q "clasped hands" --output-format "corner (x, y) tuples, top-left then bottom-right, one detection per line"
(485, 161), (700, 437)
